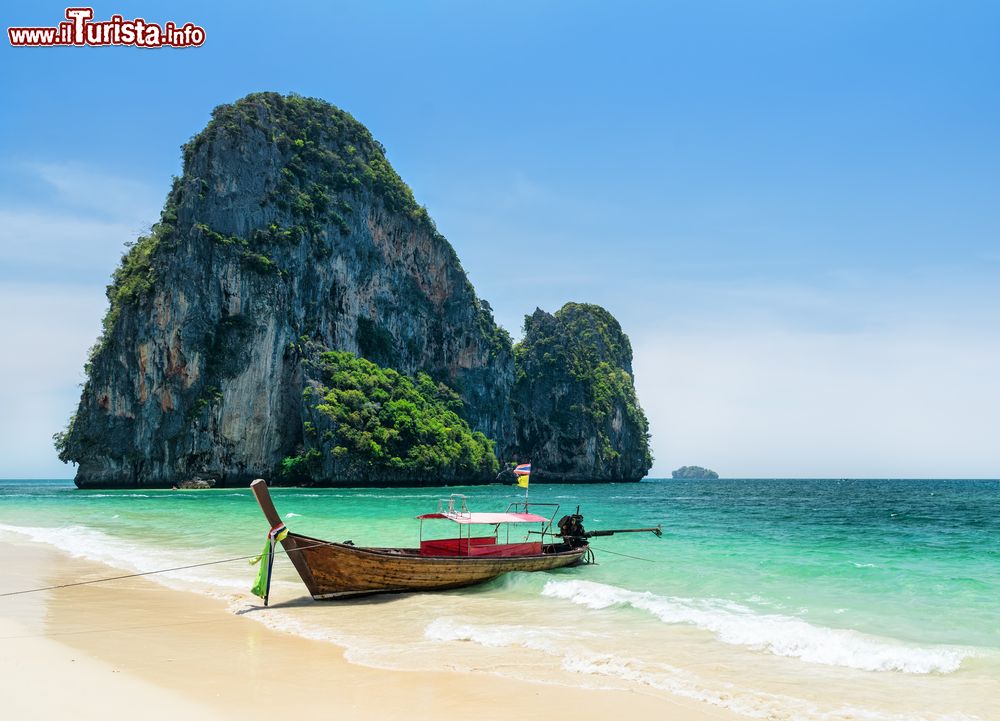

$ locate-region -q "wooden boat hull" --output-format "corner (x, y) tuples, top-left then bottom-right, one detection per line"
(280, 532), (587, 599)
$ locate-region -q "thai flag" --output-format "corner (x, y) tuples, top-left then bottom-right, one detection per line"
(514, 463), (531, 476)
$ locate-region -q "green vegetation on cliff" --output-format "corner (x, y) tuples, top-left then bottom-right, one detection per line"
(96, 178), (182, 350)
(288, 351), (499, 482)
(513, 303), (652, 478)
(187, 92), (437, 234)
(672, 465), (719, 479)
(516, 303), (648, 435)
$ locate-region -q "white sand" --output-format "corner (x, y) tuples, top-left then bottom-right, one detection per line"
(0, 540), (738, 721)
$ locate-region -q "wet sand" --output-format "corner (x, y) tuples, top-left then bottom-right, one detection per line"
(0, 539), (738, 721)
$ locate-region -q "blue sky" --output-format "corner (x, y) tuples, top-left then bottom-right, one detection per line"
(1, 1), (998, 478)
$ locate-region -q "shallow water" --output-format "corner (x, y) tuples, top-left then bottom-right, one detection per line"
(2, 478), (998, 720)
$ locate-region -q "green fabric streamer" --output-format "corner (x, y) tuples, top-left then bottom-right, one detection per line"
(250, 526), (288, 601)
(250, 536), (273, 599)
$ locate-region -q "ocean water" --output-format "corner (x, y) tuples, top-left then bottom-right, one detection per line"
(2, 478), (998, 720)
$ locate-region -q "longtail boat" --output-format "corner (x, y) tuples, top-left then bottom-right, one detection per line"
(249, 478), (660, 602)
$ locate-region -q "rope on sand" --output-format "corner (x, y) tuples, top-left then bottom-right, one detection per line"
(0, 539), (343, 598)
(0, 554), (261, 597)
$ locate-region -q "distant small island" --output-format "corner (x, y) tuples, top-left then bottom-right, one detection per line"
(672, 465), (719, 480)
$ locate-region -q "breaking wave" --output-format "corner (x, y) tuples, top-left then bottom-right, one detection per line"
(0, 522), (247, 592)
(541, 580), (968, 674)
(422, 617), (975, 721)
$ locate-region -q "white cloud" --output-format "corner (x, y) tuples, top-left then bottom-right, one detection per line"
(0, 162), (161, 478)
(28, 162), (163, 222)
(0, 163), (163, 280)
(0, 208), (145, 277)
(633, 324), (1000, 479)
(0, 282), (107, 478)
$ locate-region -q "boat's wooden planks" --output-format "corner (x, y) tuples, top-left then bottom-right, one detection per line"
(282, 532), (585, 599)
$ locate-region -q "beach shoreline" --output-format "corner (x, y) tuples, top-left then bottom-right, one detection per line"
(3, 478), (998, 721)
(0, 537), (736, 721)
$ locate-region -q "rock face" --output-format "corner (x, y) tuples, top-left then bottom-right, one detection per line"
(511, 304), (652, 482)
(58, 93), (513, 488)
(56, 92), (652, 488)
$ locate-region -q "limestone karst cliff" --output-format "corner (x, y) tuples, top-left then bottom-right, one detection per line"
(511, 304), (653, 482)
(56, 93), (651, 487)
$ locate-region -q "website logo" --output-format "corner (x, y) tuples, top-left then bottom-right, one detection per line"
(8, 7), (206, 48)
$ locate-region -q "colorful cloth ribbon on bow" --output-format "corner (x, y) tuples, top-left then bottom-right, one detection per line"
(251, 523), (288, 602)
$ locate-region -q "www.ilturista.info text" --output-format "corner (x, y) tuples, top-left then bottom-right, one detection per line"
(8, 7), (206, 48)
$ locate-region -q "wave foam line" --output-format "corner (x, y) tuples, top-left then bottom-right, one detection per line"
(423, 618), (970, 721)
(423, 619), (780, 717)
(424, 617), (586, 653)
(0, 522), (248, 593)
(542, 580), (968, 674)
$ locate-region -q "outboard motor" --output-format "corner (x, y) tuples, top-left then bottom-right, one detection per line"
(557, 511), (588, 548)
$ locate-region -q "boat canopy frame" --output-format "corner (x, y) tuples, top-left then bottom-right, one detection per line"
(416, 494), (562, 548)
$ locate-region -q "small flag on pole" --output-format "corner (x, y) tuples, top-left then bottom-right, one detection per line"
(514, 463), (531, 488)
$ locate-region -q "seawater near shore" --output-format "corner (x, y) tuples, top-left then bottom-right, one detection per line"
(1, 478), (998, 721)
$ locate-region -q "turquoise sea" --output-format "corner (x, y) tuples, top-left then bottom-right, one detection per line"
(2, 478), (998, 720)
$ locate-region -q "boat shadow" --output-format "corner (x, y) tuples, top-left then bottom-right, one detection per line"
(235, 592), (421, 614)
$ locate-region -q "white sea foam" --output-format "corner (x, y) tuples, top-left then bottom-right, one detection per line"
(559, 651), (779, 718)
(285, 512), (302, 518)
(557, 652), (981, 721)
(0, 522), (247, 592)
(421, 618), (969, 721)
(82, 493), (152, 498)
(424, 617), (577, 653)
(541, 580), (968, 674)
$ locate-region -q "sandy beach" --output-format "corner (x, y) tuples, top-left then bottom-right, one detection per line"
(0, 538), (738, 721)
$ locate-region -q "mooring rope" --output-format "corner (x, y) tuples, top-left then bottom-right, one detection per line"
(0, 538), (343, 598)
(587, 544), (657, 563)
(0, 554), (260, 597)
